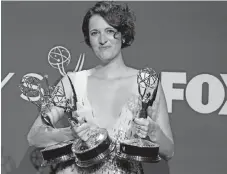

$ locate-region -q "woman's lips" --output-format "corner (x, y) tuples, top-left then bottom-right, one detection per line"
(99, 46), (111, 50)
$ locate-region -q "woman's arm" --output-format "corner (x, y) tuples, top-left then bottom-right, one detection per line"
(148, 81), (174, 160)
(27, 73), (76, 148)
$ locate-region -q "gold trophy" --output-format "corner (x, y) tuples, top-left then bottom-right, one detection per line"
(117, 67), (161, 163)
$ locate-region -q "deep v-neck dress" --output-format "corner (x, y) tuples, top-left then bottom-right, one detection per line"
(57, 69), (144, 174)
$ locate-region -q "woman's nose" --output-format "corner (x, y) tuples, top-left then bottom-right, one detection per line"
(99, 33), (107, 45)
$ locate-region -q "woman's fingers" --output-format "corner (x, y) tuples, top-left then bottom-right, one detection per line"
(77, 116), (86, 124)
(133, 117), (157, 139)
(70, 117), (98, 140)
(77, 129), (90, 141)
(71, 112), (86, 123)
(133, 118), (148, 138)
(72, 123), (89, 134)
(136, 128), (147, 138)
(135, 124), (148, 132)
(70, 123), (90, 140)
(133, 118), (149, 126)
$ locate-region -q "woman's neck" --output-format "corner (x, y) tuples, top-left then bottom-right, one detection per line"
(93, 53), (129, 79)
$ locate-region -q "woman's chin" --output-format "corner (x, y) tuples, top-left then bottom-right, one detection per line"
(99, 57), (114, 64)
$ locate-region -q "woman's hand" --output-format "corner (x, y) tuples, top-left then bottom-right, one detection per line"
(133, 104), (160, 142)
(134, 82), (174, 160)
(70, 115), (98, 141)
(133, 117), (159, 142)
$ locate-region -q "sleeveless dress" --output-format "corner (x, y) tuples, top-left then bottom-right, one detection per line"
(57, 69), (144, 174)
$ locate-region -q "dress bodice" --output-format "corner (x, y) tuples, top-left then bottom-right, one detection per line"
(57, 70), (144, 174)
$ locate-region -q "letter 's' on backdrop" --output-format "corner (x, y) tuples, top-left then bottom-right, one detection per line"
(1, 1), (227, 174)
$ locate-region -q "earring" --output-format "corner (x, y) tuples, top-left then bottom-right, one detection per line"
(122, 39), (125, 44)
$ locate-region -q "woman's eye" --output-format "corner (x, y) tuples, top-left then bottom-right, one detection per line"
(106, 29), (115, 34)
(90, 31), (98, 36)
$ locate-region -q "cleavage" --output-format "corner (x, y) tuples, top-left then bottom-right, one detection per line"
(87, 77), (134, 128)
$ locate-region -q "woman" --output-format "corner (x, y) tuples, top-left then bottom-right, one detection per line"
(27, 1), (174, 173)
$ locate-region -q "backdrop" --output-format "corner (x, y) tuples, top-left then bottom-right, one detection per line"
(1, 1), (227, 174)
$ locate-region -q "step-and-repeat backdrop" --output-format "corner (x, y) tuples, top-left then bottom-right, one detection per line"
(2, 1), (227, 174)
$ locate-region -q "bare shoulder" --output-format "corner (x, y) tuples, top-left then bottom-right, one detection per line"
(67, 70), (87, 77)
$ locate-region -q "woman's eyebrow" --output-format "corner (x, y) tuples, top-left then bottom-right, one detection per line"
(89, 29), (98, 32)
(89, 27), (116, 33)
(105, 27), (116, 30)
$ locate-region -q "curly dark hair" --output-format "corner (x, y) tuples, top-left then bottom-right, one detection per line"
(82, 1), (136, 49)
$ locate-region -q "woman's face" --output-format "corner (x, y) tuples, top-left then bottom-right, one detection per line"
(88, 15), (122, 63)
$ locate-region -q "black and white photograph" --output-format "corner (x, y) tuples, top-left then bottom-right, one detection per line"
(1, 1), (227, 174)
